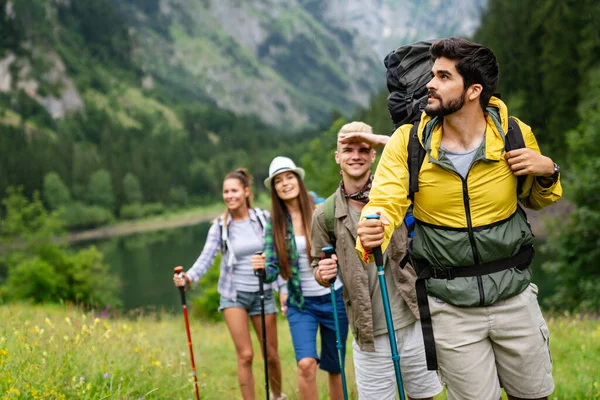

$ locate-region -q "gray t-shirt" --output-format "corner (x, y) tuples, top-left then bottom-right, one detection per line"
(230, 219), (270, 292)
(296, 235), (342, 297)
(348, 205), (414, 335)
(440, 142), (480, 178)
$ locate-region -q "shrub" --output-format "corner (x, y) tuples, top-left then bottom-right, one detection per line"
(190, 254), (221, 321)
(43, 171), (72, 210)
(87, 169), (115, 211)
(0, 187), (121, 309)
(119, 202), (144, 220)
(62, 202), (114, 230)
(123, 173), (143, 204)
(141, 202), (165, 217)
(168, 186), (188, 207)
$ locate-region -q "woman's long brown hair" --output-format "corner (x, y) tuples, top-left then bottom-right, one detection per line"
(270, 172), (314, 280)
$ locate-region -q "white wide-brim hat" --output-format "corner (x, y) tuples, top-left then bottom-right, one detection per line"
(264, 156), (305, 189)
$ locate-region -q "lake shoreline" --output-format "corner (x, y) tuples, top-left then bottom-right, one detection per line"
(65, 209), (223, 244)
(66, 199), (574, 244)
(0, 199), (572, 252)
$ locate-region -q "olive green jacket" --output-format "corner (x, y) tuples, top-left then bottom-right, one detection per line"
(311, 188), (419, 352)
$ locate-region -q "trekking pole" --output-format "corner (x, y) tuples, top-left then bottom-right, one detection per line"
(174, 266), (201, 400)
(364, 214), (406, 400)
(254, 252), (270, 400)
(321, 246), (349, 400)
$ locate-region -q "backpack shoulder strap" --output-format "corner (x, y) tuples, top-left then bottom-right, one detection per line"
(253, 207), (267, 232)
(505, 117), (525, 151)
(219, 214), (228, 251)
(408, 123), (427, 200)
(323, 194), (336, 247)
(505, 117), (526, 196)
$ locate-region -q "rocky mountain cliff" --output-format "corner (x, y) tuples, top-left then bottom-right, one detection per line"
(315, 0), (488, 59)
(0, 0), (487, 130)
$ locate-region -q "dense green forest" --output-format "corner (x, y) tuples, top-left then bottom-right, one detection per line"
(0, 0), (599, 312)
(0, 0), (319, 230)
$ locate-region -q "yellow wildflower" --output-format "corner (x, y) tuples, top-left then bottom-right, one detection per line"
(3, 387), (20, 398)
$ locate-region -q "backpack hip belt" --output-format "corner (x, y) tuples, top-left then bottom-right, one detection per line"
(413, 244), (534, 371)
(413, 244), (534, 280)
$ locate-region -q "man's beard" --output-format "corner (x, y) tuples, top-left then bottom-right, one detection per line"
(424, 89), (467, 117)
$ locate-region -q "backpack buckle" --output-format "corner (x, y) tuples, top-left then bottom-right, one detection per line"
(431, 266), (455, 280)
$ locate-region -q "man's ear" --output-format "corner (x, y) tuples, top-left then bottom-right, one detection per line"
(468, 84), (483, 101)
(335, 150), (341, 165)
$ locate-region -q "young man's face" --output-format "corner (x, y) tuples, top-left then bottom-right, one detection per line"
(335, 141), (376, 180)
(424, 56), (468, 117)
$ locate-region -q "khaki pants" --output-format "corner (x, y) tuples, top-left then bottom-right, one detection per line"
(353, 321), (443, 400)
(429, 284), (554, 400)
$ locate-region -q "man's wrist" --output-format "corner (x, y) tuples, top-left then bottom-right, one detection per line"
(536, 161), (560, 187)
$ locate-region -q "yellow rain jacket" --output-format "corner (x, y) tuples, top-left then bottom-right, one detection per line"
(357, 97), (562, 306)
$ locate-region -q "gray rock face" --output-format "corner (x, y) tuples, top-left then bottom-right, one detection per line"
(7, 51), (84, 119)
(311, 0), (488, 59)
(0, 53), (16, 93)
(126, 0), (486, 127)
(125, 0), (385, 128)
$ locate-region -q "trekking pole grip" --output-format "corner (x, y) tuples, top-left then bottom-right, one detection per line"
(174, 266), (186, 305)
(321, 246), (336, 284)
(254, 251), (266, 280)
(364, 214), (385, 267)
(373, 246), (384, 268)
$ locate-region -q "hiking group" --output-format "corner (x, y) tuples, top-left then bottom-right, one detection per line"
(173, 37), (562, 400)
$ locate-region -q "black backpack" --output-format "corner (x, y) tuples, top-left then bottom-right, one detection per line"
(384, 40), (434, 128)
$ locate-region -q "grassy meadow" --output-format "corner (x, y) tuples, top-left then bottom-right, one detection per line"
(0, 303), (598, 399)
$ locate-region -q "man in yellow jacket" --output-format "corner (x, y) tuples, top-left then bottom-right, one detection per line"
(356, 37), (561, 400)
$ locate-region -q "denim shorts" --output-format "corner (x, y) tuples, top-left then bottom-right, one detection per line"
(286, 287), (348, 373)
(218, 289), (278, 316)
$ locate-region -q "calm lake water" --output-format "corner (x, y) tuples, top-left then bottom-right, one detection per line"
(74, 223), (556, 312)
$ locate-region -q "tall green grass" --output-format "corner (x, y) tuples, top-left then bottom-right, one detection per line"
(1, 304), (598, 399)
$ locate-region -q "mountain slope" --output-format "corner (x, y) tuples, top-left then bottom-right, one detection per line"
(119, 0), (382, 128)
(1, 0), (487, 131)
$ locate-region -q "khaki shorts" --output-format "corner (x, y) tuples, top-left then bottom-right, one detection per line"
(429, 283), (554, 400)
(353, 320), (443, 400)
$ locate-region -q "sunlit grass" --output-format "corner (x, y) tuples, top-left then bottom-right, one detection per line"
(0, 304), (598, 399)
